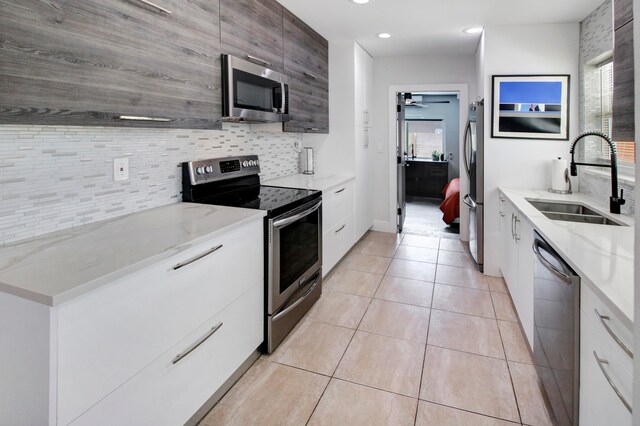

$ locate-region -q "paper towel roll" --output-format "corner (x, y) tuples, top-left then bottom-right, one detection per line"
(303, 147), (314, 175)
(551, 157), (568, 192)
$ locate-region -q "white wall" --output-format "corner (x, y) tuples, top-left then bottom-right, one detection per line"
(370, 54), (477, 232)
(302, 40), (357, 175)
(479, 24), (580, 276)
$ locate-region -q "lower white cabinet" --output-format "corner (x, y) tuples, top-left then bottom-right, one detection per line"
(0, 218), (264, 425)
(579, 285), (633, 426)
(71, 283), (263, 426)
(322, 179), (355, 275)
(498, 191), (534, 346)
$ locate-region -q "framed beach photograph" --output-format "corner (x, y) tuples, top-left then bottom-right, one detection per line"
(491, 75), (570, 140)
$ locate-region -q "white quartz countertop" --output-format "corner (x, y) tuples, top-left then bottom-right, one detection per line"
(499, 188), (634, 328)
(264, 173), (355, 192)
(0, 203), (265, 306)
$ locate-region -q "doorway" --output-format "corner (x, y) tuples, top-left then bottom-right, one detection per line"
(394, 91), (463, 237)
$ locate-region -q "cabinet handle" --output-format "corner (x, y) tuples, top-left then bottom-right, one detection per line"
(172, 322), (223, 364)
(117, 115), (173, 122)
(306, 127), (319, 132)
(304, 71), (318, 80)
(173, 245), (223, 270)
(334, 224), (346, 234)
(514, 216), (520, 241)
(511, 213), (515, 239)
(364, 110), (369, 124)
(595, 308), (633, 358)
(132, 0), (172, 14)
(593, 351), (632, 413)
(246, 55), (271, 67)
(334, 187), (346, 194)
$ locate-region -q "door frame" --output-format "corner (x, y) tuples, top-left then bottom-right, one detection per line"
(387, 84), (469, 240)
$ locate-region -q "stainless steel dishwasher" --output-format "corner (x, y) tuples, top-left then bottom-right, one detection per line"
(532, 231), (580, 426)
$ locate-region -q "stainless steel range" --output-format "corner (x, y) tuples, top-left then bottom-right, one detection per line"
(182, 155), (322, 353)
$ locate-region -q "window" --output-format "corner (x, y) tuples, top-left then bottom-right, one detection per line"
(405, 120), (444, 159)
(599, 61), (635, 165)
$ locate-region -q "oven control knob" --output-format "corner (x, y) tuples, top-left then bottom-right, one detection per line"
(205, 165), (213, 173)
(196, 166), (205, 175)
(249, 160), (255, 166)
(243, 161), (249, 167)
(255, 160), (259, 166)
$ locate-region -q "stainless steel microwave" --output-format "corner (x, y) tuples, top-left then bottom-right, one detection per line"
(222, 54), (289, 123)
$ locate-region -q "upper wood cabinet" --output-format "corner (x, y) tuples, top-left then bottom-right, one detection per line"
(612, 2), (634, 141)
(282, 8), (329, 134)
(0, 0), (222, 128)
(220, 0), (284, 73)
(615, 0), (633, 30)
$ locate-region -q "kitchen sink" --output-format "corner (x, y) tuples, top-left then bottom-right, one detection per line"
(526, 200), (626, 226)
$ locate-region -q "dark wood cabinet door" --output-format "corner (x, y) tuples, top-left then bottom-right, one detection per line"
(282, 8), (329, 134)
(284, 77), (329, 134)
(283, 9), (328, 88)
(615, 0), (633, 30)
(220, 0), (284, 72)
(0, 0), (222, 128)
(612, 21), (635, 141)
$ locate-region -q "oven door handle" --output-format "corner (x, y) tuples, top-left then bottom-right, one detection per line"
(273, 274), (321, 322)
(273, 200), (322, 229)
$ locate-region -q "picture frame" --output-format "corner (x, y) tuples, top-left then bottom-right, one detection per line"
(491, 75), (570, 140)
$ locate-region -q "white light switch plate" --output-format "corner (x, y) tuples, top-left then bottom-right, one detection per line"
(113, 158), (129, 181)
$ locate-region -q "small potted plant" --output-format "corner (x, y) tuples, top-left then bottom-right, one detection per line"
(431, 150), (441, 161)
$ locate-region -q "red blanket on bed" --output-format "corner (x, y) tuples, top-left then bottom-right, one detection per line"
(439, 178), (460, 225)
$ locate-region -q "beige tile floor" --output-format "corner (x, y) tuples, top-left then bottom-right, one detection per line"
(201, 231), (553, 426)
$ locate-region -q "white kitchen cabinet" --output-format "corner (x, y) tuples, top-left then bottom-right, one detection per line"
(355, 43), (373, 128)
(580, 304), (633, 426)
(498, 191), (534, 346)
(322, 179), (356, 275)
(355, 127), (374, 240)
(0, 218), (264, 426)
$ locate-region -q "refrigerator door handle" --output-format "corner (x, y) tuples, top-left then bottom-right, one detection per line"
(462, 194), (476, 209)
(463, 120), (471, 178)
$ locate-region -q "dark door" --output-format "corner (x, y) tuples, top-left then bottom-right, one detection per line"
(397, 93), (406, 232)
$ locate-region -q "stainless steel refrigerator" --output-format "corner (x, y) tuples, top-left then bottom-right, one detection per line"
(463, 100), (484, 272)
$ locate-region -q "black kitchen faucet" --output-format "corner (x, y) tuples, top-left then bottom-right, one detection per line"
(569, 131), (626, 214)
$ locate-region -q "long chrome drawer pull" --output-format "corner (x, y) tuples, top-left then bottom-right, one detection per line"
(273, 275), (321, 321)
(334, 224), (346, 234)
(595, 308), (633, 358)
(117, 115), (173, 122)
(334, 187), (346, 194)
(246, 55), (271, 67)
(133, 0), (172, 14)
(173, 245), (223, 270)
(172, 322), (223, 364)
(306, 127), (319, 132)
(593, 351), (632, 413)
(304, 71), (318, 80)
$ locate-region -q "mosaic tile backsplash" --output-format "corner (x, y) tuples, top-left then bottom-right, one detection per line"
(0, 124), (302, 245)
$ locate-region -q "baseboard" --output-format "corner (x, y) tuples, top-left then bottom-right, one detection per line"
(372, 220), (395, 233)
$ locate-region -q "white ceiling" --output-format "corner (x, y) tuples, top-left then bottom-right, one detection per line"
(277, 0), (606, 57)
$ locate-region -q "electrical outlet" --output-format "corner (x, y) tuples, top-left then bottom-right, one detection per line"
(377, 143), (383, 153)
(448, 152), (454, 160)
(113, 158), (129, 181)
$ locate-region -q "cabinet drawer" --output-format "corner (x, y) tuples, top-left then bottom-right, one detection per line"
(580, 311), (633, 426)
(323, 214), (355, 274)
(581, 283), (633, 373)
(57, 220), (263, 425)
(323, 181), (355, 232)
(71, 283), (263, 426)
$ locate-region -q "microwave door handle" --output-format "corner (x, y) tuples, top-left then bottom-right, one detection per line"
(281, 82), (286, 114)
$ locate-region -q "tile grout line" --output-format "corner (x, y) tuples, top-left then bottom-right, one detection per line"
(413, 238), (441, 425)
(490, 285), (524, 425)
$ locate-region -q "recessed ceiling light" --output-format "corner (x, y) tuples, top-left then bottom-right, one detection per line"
(350, 0), (370, 4)
(463, 27), (483, 34)
(377, 33), (391, 39)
